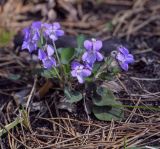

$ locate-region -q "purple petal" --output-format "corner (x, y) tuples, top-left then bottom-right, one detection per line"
(118, 46), (129, 55)
(81, 69), (91, 77)
(22, 41), (28, 50)
(50, 57), (56, 66)
(38, 49), (46, 60)
(55, 30), (64, 36)
(96, 52), (103, 61)
(28, 42), (36, 52)
(93, 40), (102, 51)
(42, 57), (56, 69)
(42, 59), (52, 69)
(44, 29), (50, 36)
(85, 63), (93, 70)
(43, 23), (51, 29)
(116, 53), (125, 62)
(86, 52), (96, 64)
(50, 34), (58, 41)
(32, 21), (42, 29)
(71, 70), (77, 77)
(32, 32), (40, 41)
(82, 52), (88, 62)
(23, 27), (30, 40)
(84, 40), (92, 51)
(77, 75), (84, 84)
(126, 54), (134, 63)
(47, 45), (54, 56)
(43, 32), (49, 39)
(22, 41), (36, 52)
(53, 22), (61, 30)
(23, 27), (29, 35)
(71, 61), (81, 70)
(120, 62), (128, 71)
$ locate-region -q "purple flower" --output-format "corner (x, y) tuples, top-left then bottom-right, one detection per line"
(22, 40), (37, 53)
(116, 46), (134, 71)
(23, 27), (30, 41)
(38, 49), (46, 60)
(46, 45), (54, 56)
(21, 21), (63, 70)
(38, 49), (56, 69)
(82, 39), (104, 65)
(42, 57), (56, 69)
(71, 61), (92, 84)
(22, 27), (35, 52)
(31, 23), (41, 41)
(31, 21), (42, 30)
(85, 63), (93, 71)
(44, 22), (64, 41)
(38, 45), (54, 59)
(38, 45), (56, 69)
(22, 21), (42, 52)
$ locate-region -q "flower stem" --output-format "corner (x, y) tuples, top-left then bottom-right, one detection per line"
(53, 67), (62, 81)
(53, 42), (66, 84)
(53, 42), (62, 80)
(53, 42), (61, 66)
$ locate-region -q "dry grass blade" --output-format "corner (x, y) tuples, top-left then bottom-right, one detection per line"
(0, 0), (160, 148)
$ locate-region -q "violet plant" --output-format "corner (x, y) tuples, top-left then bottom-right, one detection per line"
(21, 21), (134, 121)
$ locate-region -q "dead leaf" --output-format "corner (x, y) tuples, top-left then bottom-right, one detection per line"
(13, 89), (30, 106)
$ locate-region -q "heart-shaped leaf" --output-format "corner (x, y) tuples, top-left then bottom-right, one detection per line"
(92, 86), (117, 106)
(58, 48), (75, 64)
(64, 87), (82, 103)
(92, 105), (124, 121)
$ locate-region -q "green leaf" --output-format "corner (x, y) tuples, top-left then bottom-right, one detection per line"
(64, 87), (83, 103)
(58, 48), (75, 64)
(112, 67), (120, 74)
(63, 64), (71, 74)
(41, 69), (57, 78)
(93, 105), (124, 121)
(92, 86), (117, 106)
(92, 63), (102, 74)
(74, 35), (86, 58)
(105, 57), (113, 66)
(103, 73), (115, 81)
(77, 34), (85, 49)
